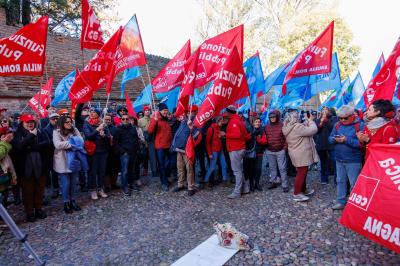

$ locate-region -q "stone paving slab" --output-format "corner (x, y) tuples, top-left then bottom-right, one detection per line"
(0, 171), (399, 265)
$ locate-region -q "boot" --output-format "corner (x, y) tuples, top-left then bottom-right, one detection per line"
(64, 202), (73, 214)
(70, 200), (81, 211)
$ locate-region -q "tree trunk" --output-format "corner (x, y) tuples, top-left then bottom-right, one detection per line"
(5, 0), (20, 26)
(21, 0), (31, 25)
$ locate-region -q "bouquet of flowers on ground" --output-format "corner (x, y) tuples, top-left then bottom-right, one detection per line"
(213, 222), (250, 250)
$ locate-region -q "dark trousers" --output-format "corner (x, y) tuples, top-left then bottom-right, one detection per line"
(105, 151), (120, 189)
(244, 157), (257, 189)
(89, 152), (108, 190)
(255, 155), (264, 187)
(318, 150), (329, 183)
(294, 166), (308, 195)
(156, 149), (170, 186)
(21, 176), (46, 214)
(195, 140), (207, 182)
(148, 142), (159, 177)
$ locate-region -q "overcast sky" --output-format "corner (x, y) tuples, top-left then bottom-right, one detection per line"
(116, 0), (399, 83)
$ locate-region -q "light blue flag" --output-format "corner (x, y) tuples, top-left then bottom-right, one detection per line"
(320, 78), (350, 109)
(269, 86), (283, 110)
(157, 86), (180, 112)
(392, 81), (400, 106)
(51, 70), (76, 106)
(189, 83), (212, 106)
(121, 67), (142, 98)
(342, 72), (365, 106)
(133, 84), (152, 112)
(264, 64), (287, 93)
(243, 53), (265, 109)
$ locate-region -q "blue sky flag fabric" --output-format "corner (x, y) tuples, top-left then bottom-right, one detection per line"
(121, 67), (141, 98)
(52, 69), (76, 106)
(156, 86), (180, 112)
(243, 53), (265, 109)
(133, 84), (152, 112)
(342, 72), (365, 106)
(320, 78), (350, 109)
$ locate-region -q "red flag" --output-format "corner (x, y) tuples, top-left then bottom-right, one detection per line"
(185, 135), (196, 165)
(152, 40), (191, 93)
(176, 25), (244, 116)
(124, 91), (138, 119)
(282, 21), (334, 95)
(0, 16), (48, 76)
(81, 0), (104, 50)
(362, 38), (400, 108)
(69, 27), (123, 103)
(28, 78), (53, 118)
(339, 144), (400, 254)
(194, 47), (249, 128)
(106, 15), (147, 94)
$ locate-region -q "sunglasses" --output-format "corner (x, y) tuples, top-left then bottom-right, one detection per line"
(339, 117), (349, 121)
(121, 118), (129, 121)
(50, 117), (59, 120)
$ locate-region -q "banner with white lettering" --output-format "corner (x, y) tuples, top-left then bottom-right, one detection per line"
(81, 0), (104, 50)
(28, 78), (53, 118)
(282, 21), (334, 95)
(340, 144), (400, 254)
(194, 47), (249, 128)
(0, 16), (48, 76)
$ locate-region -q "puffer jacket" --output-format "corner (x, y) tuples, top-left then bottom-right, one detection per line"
(148, 115), (172, 149)
(205, 123), (222, 156)
(282, 120), (319, 167)
(264, 110), (286, 152)
(225, 114), (251, 152)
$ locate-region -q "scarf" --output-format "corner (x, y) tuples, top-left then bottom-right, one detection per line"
(366, 117), (390, 130)
(340, 115), (356, 126)
(88, 117), (100, 126)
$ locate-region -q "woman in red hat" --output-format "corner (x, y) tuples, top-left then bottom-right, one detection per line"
(11, 114), (51, 222)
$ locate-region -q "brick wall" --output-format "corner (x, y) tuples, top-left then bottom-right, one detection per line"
(0, 8), (170, 114)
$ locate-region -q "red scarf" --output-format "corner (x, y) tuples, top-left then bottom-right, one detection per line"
(88, 117), (100, 126)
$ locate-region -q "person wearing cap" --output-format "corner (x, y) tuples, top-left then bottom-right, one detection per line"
(44, 112), (61, 198)
(58, 109), (69, 117)
(224, 105), (251, 199)
(113, 113), (139, 197)
(264, 110), (289, 192)
(83, 109), (111, 200)
(138, 105), (153, 177)
(357, 99), (399, 159)
(170, 107), (202, 196)
(40, 106), (57, 128)
(114, 106), (128, 127)
(11, 114), (51, 222)
(282, 110), (318, 202)
(329, 105), (364, 210)
(148, 103), (173, 191)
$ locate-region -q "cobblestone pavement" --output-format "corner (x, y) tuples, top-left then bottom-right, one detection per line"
(1, 170), (399, 265)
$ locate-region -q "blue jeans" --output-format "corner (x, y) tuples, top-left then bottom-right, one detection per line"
(204, 151), (227, 182)
(156, 149), (170, 186)
(336, 161), (362, 204)
(59, 172), (79, 202)
(120, 153), (137, 193)
(88, 152), (108, 190)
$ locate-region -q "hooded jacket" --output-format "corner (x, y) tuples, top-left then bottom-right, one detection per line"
(264, 110), (286, 152)
(225, 114), (251, 152)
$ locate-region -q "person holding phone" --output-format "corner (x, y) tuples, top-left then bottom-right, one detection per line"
(282, 109), (318, 202)
(328, 105), (364, 210)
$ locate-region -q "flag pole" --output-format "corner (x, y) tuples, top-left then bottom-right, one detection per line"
(81, 49), (92, 108)
(145, 64), (156, 111)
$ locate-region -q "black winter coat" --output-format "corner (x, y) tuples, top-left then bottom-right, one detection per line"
(113, 124), (139, 155)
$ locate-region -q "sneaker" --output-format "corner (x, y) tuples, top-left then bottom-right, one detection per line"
(304, 189), (315, 196)
(123, 191), (131, 197)
(161, 184), (169, 192)
(35, 209), (47, 219)
(283, 187), (289, 193)
(187, 190), (196, 196)
(98, 189), (108, 198)
(293, 194), (310, 202)
(227, 193), (241, 199)
(267, 182), (278, 190)
(91, 191), (98, 200)
(131, 185), (141, 192)
(172, 186), (185, 193)
(331, 203), (345, 210)
(70, 200), (81, 211)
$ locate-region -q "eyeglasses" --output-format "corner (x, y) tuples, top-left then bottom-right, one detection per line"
(339, 117), (349, 121)
(121, 118), (129, 121)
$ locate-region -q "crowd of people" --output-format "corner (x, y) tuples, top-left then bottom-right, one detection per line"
(0, 98), (399, 223)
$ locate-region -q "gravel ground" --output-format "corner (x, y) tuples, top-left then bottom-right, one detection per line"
(1, 170), (399, 265)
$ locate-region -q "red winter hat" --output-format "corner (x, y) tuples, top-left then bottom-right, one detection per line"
(191, 105), (198, 112)
(20, 114), (35, 122)
(143, 105), (151, 112)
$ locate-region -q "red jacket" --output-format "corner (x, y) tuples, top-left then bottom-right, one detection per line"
(148, 117), (172, 149)
(225, 114), (251, 152)
(205, 123), (222, 156)
(365, 120), (399, 158)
